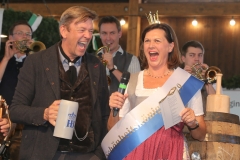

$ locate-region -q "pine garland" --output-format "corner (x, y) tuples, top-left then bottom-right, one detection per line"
(222, 75), (240, 89)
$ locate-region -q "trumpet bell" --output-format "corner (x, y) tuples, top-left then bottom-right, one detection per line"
(29, 41), (46, 54)
(191, 63), (221, 83)
(205, 66), (222, 83)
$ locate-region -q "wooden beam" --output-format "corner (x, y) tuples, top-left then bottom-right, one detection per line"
(126, 0), (141, 56)
(7, 3), (129, 17)
(8, 2), (240, 18)
(138, 3), (240, 16)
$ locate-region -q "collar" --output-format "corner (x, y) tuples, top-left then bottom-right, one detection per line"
(58, 47), (82, 67)
(112, 46), (123, 57)
(14, 54), (26, 62)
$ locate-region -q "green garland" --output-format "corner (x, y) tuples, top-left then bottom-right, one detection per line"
(222, 75), (240, 89)
(1, 9), (60, 55)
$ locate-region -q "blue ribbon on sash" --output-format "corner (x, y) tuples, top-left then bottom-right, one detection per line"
(108, 114), (164, 160)
(108, 75), (204, 160)
(179, 75), (204, 105)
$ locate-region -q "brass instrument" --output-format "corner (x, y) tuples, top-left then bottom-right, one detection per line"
(191, 63), (221, 83)
(13, 40), (46, 54)
(28, 41), (46, 54)
(96, 45), (111, 85)
(96, 45), (110, 66)
(0, 96), (12, 160)
(13, 39), (29, 53)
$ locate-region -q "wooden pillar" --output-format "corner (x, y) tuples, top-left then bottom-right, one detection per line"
(127, 0), (141, 56)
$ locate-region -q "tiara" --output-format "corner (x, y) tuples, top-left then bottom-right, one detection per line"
(146, 10), (160, 25)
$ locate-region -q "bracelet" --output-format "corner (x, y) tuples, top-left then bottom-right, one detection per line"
(187, 120), (199, 131)
(109, 67), (116, 73)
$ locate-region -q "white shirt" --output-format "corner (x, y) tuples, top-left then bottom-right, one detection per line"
(14, 54), (26, 62)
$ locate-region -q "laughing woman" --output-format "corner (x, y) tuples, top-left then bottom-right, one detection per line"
(109, 23), (206, 160)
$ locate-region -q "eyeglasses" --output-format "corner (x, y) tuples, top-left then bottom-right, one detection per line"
(13, 31), (32, 38)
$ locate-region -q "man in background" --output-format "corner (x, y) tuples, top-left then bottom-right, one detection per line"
(0, 20), (33, 160)
(98, 16), (141, 129)
(181, 40), (216, 113)
(0, 20), (32, 108)
(9, 6), (109, 160)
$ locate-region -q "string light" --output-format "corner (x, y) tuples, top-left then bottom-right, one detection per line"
(120, 18), (126, 26)
(192, 18), (198, 26)
(230, 17), (236, 26)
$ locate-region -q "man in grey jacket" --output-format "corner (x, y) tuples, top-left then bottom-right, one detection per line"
(9, 6), (110, 160)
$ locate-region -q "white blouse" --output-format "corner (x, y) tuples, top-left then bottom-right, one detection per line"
(119, 70), (204, 118)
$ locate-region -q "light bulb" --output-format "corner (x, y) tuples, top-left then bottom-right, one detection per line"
(120, 19), (126, 26)
(230, 18), (236, 26)
(0, 35), (7, 38)
(192, 19), (198, 26)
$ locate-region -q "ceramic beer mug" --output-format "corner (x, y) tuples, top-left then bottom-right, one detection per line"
(53, 100), (78, 139)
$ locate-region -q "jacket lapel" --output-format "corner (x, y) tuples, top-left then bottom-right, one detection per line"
(41, 44), (61, 99)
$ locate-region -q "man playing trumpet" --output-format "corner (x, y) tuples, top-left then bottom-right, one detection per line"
(0, 20), (33, 160)
(181, 40), (216, 114)
(0, 20), (33, 104)
(97, 16), (141, 129)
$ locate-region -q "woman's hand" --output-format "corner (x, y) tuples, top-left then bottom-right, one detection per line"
(109, 92), (128, 110)
(180, 108), (196, 128)
(180, 108), (206, 141)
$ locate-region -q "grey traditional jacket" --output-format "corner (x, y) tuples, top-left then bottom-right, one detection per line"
(9, 43), (110, 160)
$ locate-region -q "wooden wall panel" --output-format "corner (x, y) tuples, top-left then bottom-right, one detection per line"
(133, 17), (240, 78)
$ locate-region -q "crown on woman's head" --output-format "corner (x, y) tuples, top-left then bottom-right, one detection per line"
(146, 10), (160, 25)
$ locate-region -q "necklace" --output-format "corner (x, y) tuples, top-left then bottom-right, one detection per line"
(146, 69), (171, 78)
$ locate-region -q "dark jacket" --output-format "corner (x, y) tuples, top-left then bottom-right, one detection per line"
(0, 56), (25, 105)
(9, 43), (110, 160)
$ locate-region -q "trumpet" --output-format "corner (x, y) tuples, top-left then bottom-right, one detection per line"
(191, 63), (221, 83)
(0, 96), (12, 159)
(13, 40), (46, 54)
(96, 45), (110, 66)
(96, 45), (111, 85)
